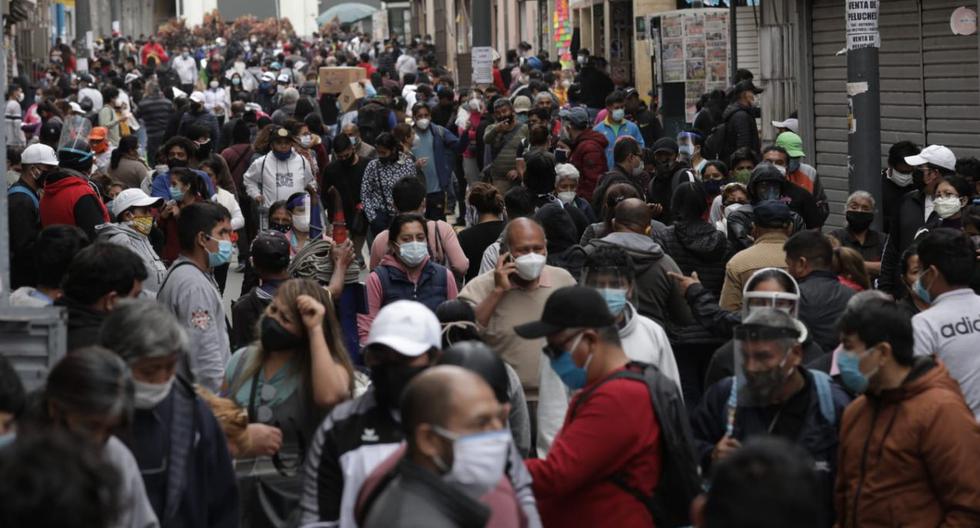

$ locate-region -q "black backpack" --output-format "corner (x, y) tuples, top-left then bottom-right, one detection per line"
(570, 361), (703, 527)
(702, 119), (730, 162)
(357, 102), (390, 145)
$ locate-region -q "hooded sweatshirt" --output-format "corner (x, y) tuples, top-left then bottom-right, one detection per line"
(569, 129), (609, 201)
(657, 220), (730, 296)
(243, 150), (316, 210)
(97, 222), (167, 296)
(586, 231), (694, 329)
(40, 169), (110, 240)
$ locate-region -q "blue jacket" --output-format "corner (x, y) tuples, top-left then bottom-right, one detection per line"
(593, 119), (646, 169)
(375, 259), (449, 312)
(414, 124), (465, 192)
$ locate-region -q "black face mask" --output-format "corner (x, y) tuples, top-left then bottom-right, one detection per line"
(260, 315), (306, 352)
(845, 210), (874, 232)
(654, 160), (672, 176)
(370, 362), (428, 409)
(168, 158), (189, 169)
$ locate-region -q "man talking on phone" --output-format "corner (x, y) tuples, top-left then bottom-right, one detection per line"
(458, 217), (577, 455)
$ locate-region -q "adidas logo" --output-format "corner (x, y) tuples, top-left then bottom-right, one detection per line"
(940, 316), (980, 338)
(361, 428), (380, 442)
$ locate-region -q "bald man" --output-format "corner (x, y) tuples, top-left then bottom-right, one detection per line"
(459, 217), (576, 453)
(583, 198), (693, 328)
(361, 366), (509, 527)
(341, 123), (377, 161)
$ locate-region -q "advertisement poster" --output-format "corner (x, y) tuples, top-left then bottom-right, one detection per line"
(662, 39), (684, 61)
(654, 8), (730, 124)
(684, 13), (704, 36)
(662, 15), (683, 38)
(664, 61), (685, 82)
(686, 40), (705, 59)
(686, 59), (706, 80)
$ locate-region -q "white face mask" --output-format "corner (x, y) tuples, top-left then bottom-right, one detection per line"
(209, 80), (219, 89)
(133, 377), (175, 409)
(933, 196), (963, 219)
(433, 428), (511, 497)
(557, 191), (576, 204)
(15, 92), (24, 102)
(514, 252), (547, 281)
(724, 202), (743, 218)
(299, 134), (312, 147)
(773, 164), (787, 176)
(291, 212), (310, 232)
(468, 99), (482, 112)
(398, 240), (429, 266)
(415, 118), (431, 130)
(888, 168), (913, 187)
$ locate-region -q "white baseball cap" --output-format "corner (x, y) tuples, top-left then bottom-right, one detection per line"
(110, 188), (163, 218)
(172, 86), (188, 99)
(189, 91), (206, 104)
(68, 101), (85, 114)
(365, 300), (441, 357)
(904, 144), (957, 172)
(771, 117), (799, 134)
(261, 71), (276, 82)
(277, 73), (291, 84)
(20, 144), (59, 166)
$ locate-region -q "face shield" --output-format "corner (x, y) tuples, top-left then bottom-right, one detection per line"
(741, 267), (801, 320)
(732, 322), (802, 409)
(287, 193), (311, 233)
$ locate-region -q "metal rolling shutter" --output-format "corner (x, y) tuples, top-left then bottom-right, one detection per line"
(921, 0), (980, 158)
(736, 5), (761, 78)
(809, 0), (925, 229)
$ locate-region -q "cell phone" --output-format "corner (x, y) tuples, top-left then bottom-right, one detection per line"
(555, 148), (569, 163)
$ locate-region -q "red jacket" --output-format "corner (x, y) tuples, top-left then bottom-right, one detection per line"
(40, 171), (109, 231)
(526, 368), (661, 527)
(569, 130), (609, 202)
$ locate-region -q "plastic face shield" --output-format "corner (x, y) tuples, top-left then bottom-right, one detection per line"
(288, 193), (311, 227)
(732, 323), (801, 408)
(582, 266), (631, 291)
(742, 290), (800, 320)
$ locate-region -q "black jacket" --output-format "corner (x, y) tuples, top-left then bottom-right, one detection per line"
(880, 189), (935, 296)
(362, 458), (490, 528)
(8, 180), (40, 289)
(629, 103), (664, 146)
(136, 94), (175, 138)
(656, 220), (730, 297)
(231, 286), (271, 350)
(722, 103), (761, 157)
(879, 168), (915, 235)
(577, 67), (615, 109)
(56, 297), (106, 352)
(797, 270), (854, 352)
(591, 164), (647, 213)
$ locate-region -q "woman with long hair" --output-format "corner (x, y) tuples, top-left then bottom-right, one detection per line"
(108, 134), (149, 190)
(222, 279), (355, 526)
(157, 167), (214, 265)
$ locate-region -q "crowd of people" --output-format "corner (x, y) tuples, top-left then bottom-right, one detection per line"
(3, 26), (980, 528)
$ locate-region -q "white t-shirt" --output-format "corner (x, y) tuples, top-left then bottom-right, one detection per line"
(913, 288), (980, 419)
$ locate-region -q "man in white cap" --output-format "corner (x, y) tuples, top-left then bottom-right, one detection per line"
(9, 143), (59, 288)
(178, 91), (221, 146)
(880, 144), (958, 296)
(299, 300), (442, 527)
(771, 117), (799, 135)
(96, 188), (166, 296)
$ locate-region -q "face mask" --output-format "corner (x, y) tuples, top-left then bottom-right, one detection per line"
(0, 432), (14, 449)
(291, 212), (310, 232)
(209, 80), (219, 89)
(557, 191), (576, 204)
(914, 269), (933, 305)
(733, 168), (752, 184)
(168, 158), (188, 169)
(232, 77), (241, 86)
(598, 288), (628, 316)
(678, 144), (694, 158)
(133, 377), (175, 410)
(845, 210), (874, 232)
(273, 149), (292, 161)
(270, 221), (291, 234)
(549, 344), (587, 390)
(888, 168), (913, 187)
(611, 109), (625, 122)
(577, 55), (587, 65)
(398, 241), (429, 267)
(632, 159), (646, 177)
(127, 215), (154, 236)
(468, 99), (482, 112)
(836, 348), (878, 394)
(933, 196), (962, 219)
(514, 252), (546, 281)
(170, 185), (185, 201)
(724, 202), (743, 218)
(744, 354), (792, 402)
(772, 164), (787, 176)
(370, 363), (428, 409)
(415, 118), (430, 130)
(260, 315), (306, 351)
(703, 179), (725, 196)
(206, 237), (234, 267)
(299, 134), (312, 147)
(433, 428), (510, 497)
(16, 92), (24, 102)
(757, 184), (781, 202)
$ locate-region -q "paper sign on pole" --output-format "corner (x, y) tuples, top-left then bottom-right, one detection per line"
(76, 58), (89, 72)
(472, 46), (494, 85)
(112, 21), (121, 34)
(846, 0), (879, 50)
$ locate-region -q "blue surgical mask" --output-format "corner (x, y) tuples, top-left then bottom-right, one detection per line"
(548, 333), (588, 390)
(836, 348), (878, 394)
(598, 288), (628, 316)
(914, 269), (933, 305)
(170, 185), (185, 201)
(0, 431), (15, 449)
(206, 236), (234, 267)
(273, 149), (292, 161)
(611, 109), (625, 122)
(678, 144), (694, 158)
(398, 241), (428, 267)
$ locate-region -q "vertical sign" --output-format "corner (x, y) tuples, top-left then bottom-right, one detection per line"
(471, 46), (494, 85)
(846, 0), (880, 50)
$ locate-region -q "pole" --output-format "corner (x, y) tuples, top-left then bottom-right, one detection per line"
(846, 0), (881, 230)
(729, 0), (737, 85)
(110, 0), (121, 31)
(75, 0), (91, 44)
(472, 0), (491, 50)
(0, 13), (9, 305)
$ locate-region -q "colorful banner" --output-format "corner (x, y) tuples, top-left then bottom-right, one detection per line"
(553, 0), (573, 66)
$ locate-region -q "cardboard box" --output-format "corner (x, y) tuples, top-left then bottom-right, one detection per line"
(318, 66), (367, 95)
(339, 82), (366, 112)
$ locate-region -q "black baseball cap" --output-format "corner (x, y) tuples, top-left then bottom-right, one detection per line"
(251, 231), (290, 271)
(753, 200), (792, 228)
(514, 286), (615, 339)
